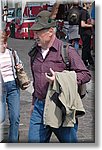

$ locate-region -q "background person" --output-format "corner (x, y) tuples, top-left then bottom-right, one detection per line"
(68, 2), (81, 53)
(2, 6), (8, 22)
(69, 24), (80, 53)
(79, 2), (94, 69)
(91, 1), (95, 56)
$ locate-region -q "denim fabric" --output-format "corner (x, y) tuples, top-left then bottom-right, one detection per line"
(74, 40), (79, 53)
(28, 98), (78, 143)
(1, 80), (20, 142)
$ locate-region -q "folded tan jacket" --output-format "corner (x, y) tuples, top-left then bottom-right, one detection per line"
(43, 70), (85, 128)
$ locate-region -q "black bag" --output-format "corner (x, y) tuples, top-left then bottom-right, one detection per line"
(61, 42), (87, 99)
(68, 7), (80, 25)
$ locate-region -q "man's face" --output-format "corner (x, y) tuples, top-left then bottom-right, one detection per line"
(34, 28), (53, 48)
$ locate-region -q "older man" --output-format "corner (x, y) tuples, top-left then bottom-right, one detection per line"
(28, 10), (91, 143)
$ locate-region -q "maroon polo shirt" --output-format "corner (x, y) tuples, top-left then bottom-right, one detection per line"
(30, 37), (91, 104)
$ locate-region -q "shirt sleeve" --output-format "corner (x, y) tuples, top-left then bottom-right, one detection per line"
(68, 47), (91, 85)
(81, 9), (90, 23)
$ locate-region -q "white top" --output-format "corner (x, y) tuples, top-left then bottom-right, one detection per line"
(0, 48), (14, 82)
(41, 48), (49, 59)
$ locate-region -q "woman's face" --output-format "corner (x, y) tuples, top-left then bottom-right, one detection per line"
(0, 41), (7, 53)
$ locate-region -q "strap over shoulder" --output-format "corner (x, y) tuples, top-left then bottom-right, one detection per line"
(28, 42), (38, 57)
(61, 42), (70, 70)
(61, 42), (87, 98)
(28, 42), (38, 64)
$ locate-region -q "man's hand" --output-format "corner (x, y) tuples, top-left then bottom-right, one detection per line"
(45, 68), (55, 85)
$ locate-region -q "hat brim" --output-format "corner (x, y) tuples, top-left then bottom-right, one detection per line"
(29, 23), (44, 31)
(30, 22), (56, 31)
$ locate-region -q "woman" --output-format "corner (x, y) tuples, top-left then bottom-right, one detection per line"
(0, 31), (22, 142)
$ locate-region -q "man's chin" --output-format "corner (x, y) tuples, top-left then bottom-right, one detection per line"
(38, 43), (41, 47)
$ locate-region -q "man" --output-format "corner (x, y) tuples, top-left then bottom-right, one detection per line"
(28, 10), (91, 143)
(79, 2), (94, 68)
(2, 6), (8, 22)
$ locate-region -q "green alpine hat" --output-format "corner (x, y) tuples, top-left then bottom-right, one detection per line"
(30, 10), (56, 31)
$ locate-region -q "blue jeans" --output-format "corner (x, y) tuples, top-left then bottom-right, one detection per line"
(74, 40), (79, 53)
(28, 98), (78, 143)
(69, 39), (79, 53)
(1, 80), (20, 142)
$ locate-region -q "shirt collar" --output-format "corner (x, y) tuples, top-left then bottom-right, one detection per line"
(50, 36), (62, 51)
(36, 36), (62, 52)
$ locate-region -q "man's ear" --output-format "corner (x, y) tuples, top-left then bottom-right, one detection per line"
(48, 28), (54, 36)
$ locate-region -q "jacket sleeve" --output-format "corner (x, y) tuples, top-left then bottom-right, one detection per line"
(68, 47), (91, 85)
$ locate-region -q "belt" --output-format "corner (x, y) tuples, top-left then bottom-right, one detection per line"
(35, 97), (45, 101)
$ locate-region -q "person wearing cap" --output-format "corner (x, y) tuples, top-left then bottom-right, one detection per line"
(28, 10), (91, 143)
(0, 31), (23, 142)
